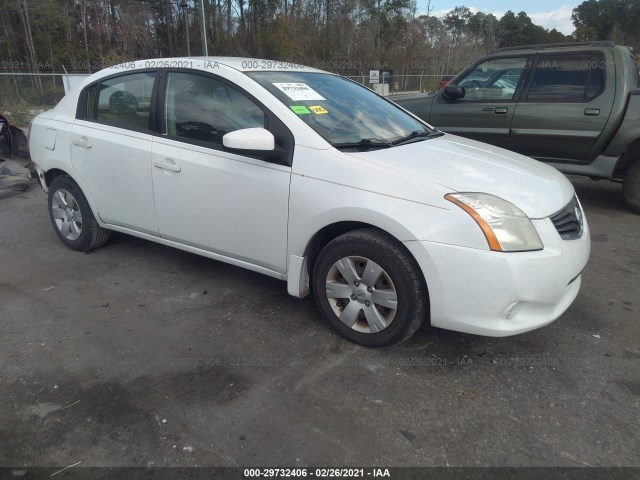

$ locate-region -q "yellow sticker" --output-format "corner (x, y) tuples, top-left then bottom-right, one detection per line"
(309, 105), (328, 114)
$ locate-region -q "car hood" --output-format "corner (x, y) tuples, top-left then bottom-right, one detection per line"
(345, 134), (574, 218)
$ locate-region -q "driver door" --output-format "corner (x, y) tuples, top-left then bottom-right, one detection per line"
(429, 56), (530, 148)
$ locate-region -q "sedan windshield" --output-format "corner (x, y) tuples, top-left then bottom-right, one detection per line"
(246, 72), (437, 149)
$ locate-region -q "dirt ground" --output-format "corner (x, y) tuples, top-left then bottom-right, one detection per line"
(0, 176), (638, 471)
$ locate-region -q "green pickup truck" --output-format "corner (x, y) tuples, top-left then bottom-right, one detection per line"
(395, 42), (640, 212)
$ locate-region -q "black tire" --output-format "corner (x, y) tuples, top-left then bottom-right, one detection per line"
(47, 174), (111, 251)
(312, 228), (428, 347)
(623, 160), (640, 214)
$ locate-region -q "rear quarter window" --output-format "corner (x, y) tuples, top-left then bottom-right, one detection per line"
(525, 52), (605, 102)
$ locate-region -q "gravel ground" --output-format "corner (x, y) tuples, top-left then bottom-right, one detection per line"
(0, 175), (638, 471)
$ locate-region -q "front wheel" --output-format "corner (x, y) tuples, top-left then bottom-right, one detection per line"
(623, 160), (640, 214)
(48, 174), (111, 251)
(312, 229), (428, 347)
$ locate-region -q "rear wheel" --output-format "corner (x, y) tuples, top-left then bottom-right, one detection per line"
(312, 229), (428, 347)
(48, 175), (111, 251)
(623, 159), (640, 214)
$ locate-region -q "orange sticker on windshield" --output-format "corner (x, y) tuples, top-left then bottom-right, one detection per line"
(309, 105), (328, 114)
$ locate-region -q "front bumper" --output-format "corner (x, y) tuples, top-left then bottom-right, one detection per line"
(404, 215), (591, 337)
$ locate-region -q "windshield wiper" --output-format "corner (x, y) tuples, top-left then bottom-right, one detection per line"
(392, 129), (444, 146)
(332, 138), (392, 151)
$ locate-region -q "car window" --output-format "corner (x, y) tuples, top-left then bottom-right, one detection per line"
(525, 53), (605, 102)
(246, 71), (433, 146)
(454, 57), (527, 101)
(164, 72), (265, 146)
(85, 72), (156, 131)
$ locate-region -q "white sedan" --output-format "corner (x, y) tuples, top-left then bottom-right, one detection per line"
(28, 58), (590, 347)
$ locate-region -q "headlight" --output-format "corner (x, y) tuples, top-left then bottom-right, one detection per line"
(445, 193), (543, 252)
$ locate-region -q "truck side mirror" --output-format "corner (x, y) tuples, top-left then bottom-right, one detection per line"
(443, 85), (465, 100)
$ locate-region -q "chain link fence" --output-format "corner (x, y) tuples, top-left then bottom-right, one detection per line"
(0, 72), (444, 127)
(345, 74), (445, 96)
(0, 73), (88, 127)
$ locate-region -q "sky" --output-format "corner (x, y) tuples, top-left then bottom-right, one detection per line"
(423, 1), (580, 35)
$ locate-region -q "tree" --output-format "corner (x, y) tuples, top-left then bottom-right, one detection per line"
(0, 0), (576, 81)
(572, 0), (640, 49)
(443, 6), (471, 45)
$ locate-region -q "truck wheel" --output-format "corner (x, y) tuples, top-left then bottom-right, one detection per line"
(48, 175), (111, 251)
(623, 160), (640, 214)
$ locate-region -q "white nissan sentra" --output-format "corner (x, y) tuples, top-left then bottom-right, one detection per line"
(28, 58), (590, 347)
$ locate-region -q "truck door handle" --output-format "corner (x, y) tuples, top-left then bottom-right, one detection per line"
(494, 107), (508, 114)
(153, 159), (181, 172)
(584, 108), (600, 116)
(72, 137), (92, 148)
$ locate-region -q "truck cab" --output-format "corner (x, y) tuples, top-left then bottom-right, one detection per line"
(395, 42), (640, 212)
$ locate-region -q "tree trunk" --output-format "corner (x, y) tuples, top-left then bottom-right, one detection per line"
(165, 0), (175, 56)
(226, 0), (232, 49)
(16, 0), (39, 85)
(80, 0), (90, 70)
(238, 0), (246, 52)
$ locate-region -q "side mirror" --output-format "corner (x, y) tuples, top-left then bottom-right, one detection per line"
(223, 127), (275, 151)
(443, 85), (465, 101)
(222, 127), (286, 161)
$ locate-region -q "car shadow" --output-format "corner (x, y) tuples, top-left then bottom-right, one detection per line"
(567, 175), (633, 215)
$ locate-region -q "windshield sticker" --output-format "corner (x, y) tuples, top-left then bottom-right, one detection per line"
(309, 106), (328, 114)
(290, 105), (311, 115)
(274, 83), (326, 101)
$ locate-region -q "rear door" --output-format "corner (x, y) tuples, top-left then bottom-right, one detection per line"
(429, 56), (530, 148)
(509, 51), (614, 162)
(71, 71), (159, 234)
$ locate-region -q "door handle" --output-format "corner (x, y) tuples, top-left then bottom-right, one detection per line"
(153, 159), (182, 172)
(584, 108), (600, 116)
(494, 107), (508, 114)
(72, 137), (92, 148)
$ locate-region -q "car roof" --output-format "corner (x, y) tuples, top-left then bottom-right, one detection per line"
(52, 57), (338, 122)
(98, 57), (328, 76)
(185, 57), (326, 72)
(76, 57), (333, 91)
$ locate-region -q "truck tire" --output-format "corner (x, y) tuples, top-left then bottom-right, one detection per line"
(623, 159), (640, 214)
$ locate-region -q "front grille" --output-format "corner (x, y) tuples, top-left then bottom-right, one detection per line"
(550, 195), (584, 240)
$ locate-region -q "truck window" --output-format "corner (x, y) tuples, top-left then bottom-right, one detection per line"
(526, 53), (605, 102)
(454, 57), (528, 101)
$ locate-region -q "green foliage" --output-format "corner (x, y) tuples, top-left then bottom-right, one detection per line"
(572, 0), (640, 50)
(4, 99), (31, 127)
(0, 0), (581, 81)
(496, 11), (567, 47)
